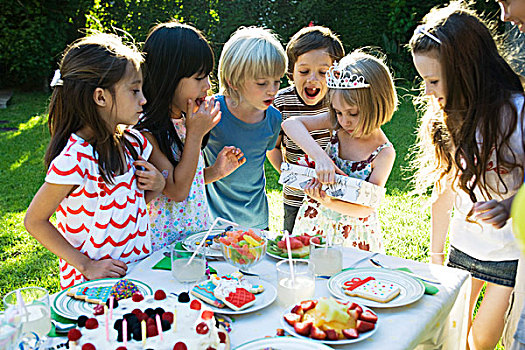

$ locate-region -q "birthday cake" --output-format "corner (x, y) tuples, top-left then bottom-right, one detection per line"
(69, 290), (228, 350)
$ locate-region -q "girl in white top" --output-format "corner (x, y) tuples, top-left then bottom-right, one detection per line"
(410, 3), (524, 349)
(24, 33), (165, 289)
(282, 50), (397, 252)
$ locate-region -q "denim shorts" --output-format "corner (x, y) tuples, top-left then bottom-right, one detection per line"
(447, 246), (518, 287)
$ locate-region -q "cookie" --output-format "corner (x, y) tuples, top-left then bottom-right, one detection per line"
(215, 287), (256, 311)
(210, 272), (264, 294)
(190, 280), (225, 308)
(109, 279), (139, 301)
(342, 276), (400, 303)
(67, 286), (112, 305)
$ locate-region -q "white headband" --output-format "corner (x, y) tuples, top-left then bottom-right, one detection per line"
(50, 69), (63, 88)
(415, 25), (442, 45)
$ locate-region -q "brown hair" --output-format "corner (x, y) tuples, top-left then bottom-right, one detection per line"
(328, 50), (397, 137)
(46, 33), (143, 184)
(409, 2), (524, 201)
(286, 26), (345, 81)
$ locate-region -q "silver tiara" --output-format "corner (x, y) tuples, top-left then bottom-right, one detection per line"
(415, 25), (442, 45)
(325, 62), (369, 89)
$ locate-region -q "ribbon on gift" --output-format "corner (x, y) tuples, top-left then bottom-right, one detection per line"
(343, 276), (375, 291)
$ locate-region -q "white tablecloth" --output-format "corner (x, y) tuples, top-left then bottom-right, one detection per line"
(49, 247), (471, 349)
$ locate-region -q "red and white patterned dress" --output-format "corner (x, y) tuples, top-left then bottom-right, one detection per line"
(45, 129), (152, 289)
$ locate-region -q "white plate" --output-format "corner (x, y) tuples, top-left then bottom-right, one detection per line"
(205, 279), (277, 315)
(182, 230), (226, 258)
(328, 267), (425, 308)
(280, 302), (379, 345)
(234, 336), (333, 349)
(266, 250), (308, 260)
(52, 278), (153, 320)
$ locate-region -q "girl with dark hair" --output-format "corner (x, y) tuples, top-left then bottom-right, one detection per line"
(410, 2), (525, 348)
(135, 21), (244, 251)
(24, 33), (165, 289)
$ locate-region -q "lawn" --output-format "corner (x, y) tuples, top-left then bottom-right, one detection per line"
(0, 89), (430, 298)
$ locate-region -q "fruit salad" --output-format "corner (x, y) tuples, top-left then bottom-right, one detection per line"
(283, 297), (378, 341)
(219, 229), (267, 268)
(267, 234), (322, 259)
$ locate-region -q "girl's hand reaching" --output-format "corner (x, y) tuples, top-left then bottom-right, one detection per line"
(82, 258), (128, 280)
(214, 146), (246, 178)
(185, 97), (221, 139)
(133, 156), (166, 193)
(314, 154), (347, 184)
(304, 178), (330, 204)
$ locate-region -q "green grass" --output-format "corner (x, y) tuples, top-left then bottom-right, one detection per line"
(0, 91), (503, 349)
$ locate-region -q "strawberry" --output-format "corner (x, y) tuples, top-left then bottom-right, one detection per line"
(201, 310), (214, 320)
(293, 321), (313, 336)
(196, 322), (209, 335)
(85, 318), (98, 330)
(283, 313), (301, 326)
(342, 328), (359, 339)
(348, 303), (363, 317)
(173, 343), (188, 350)
(190, 299), (202, 310)
(325, 329), (338, 340)
(162, 311), (174, 324)
(297, 235), (310, 245)
(359, 310), (378, 324)
(300, 300), (316, 312)
(290, 304), (304, 316)
(310, 325), (327, 340)
(147, 324), (158, 337)
(67, 328), (82, 341)
(289, 237), (304, 249)
(132, 291), (144, 302)
(81, 344), (96, 350)
(356, 320), (375, 333)
(154, 289), (166, 300)
(277, 240), (286, 249)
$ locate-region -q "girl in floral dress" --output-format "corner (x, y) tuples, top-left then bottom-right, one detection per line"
(135, 22), (245, 251)
(282, 50), (398, 252)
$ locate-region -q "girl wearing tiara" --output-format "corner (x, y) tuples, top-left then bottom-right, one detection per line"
(282, 50), (397, 252)
(410, 3), (524, 349)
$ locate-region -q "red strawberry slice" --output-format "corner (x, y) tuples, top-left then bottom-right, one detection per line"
(283, 313), (301, 326)
(359, 310), (378, 323)
(310, 325), (327, 340)
(356, 320), (375, 333)
(343, 328), (359, 339)
(173, 342), (188, 350)
(290, 304), (304, 316)
(293, 321), (313, 336)
(325, 329), (338, 340)
(132, 291), (144, 302)
(348, 303), (363, 317)
(300, 300), (316, 312)
(190, 299), (202, 310)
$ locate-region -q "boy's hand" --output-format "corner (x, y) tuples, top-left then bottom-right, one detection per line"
(83, 259), (128, 280)
(134, 157), (166, 193)
(472, 199), (510, 229)
(185, 97), (221, 138)
(214, 146), (246, 178)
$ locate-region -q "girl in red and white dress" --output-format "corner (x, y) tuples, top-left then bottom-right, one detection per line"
(24, 33), (165, 290)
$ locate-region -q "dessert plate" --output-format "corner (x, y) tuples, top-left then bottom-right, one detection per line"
(328, 267), (425, 308)
(205, 279), (277, 315)
(280, 303), (379, 345)
(52, 278), (152, 320)
(234, 336), (333, 349)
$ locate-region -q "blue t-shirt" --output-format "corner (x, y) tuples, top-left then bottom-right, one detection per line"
(204, 94), (282, 229)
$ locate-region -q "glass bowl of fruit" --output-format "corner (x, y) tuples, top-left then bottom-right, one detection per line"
(219, 229), (267, 274)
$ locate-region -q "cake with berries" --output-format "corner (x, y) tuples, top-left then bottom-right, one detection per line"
(69, 290), (229, 350)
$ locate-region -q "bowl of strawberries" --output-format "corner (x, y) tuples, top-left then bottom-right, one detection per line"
(281, 297), (379, 344)
(219, 229), (267, 273)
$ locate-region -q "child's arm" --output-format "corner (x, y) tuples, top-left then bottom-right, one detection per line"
(204, 146), (246, 184)
(143, 98), (221, 202)
(430, 180), (455, 265)
(133, 156), (166, 203)
(24, 183), (128, 279)
(282, 113), (344, 183)
(266, 135), (283, 173)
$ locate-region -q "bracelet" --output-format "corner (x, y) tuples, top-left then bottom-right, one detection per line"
(429, 252), (445, 255)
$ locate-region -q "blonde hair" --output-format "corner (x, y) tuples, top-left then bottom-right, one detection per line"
(218, 27), (287, 104)
(329, 50), (397, 137)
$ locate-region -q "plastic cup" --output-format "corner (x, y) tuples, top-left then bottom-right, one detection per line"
(3, 287), (51, 338)
(276, 259), (315, 307)
(309, 236), (343, 276)
(171, 246), (206, 283)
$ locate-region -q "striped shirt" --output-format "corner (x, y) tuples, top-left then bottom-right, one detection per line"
(273, 86), (331, 207)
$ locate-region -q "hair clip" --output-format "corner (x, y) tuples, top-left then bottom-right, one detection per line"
(50, 69), (64, 88)
(415, 25), (442, 45)
(326, 62), (370, 89)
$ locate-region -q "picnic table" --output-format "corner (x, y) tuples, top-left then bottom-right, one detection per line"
(47, 246), (470, 349)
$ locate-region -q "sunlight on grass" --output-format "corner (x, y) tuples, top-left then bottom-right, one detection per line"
(5, 114), (47, 140)
(9, 153), (29, 171)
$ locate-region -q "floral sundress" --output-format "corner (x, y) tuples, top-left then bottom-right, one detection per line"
(148, 117), (211, 251)
(292, 131), (392, 252)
